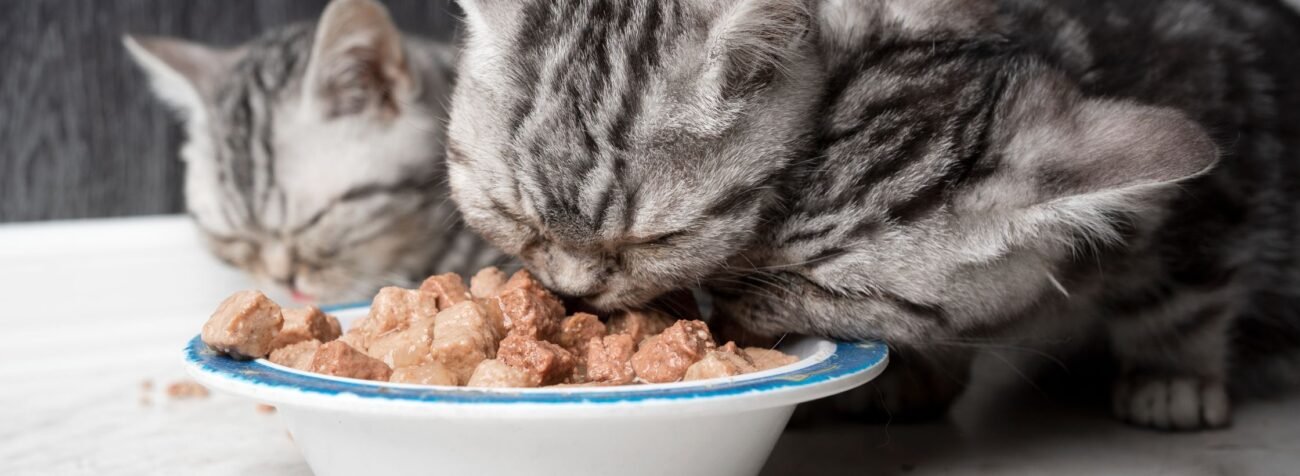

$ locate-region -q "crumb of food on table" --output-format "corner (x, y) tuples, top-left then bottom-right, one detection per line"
(140, 379), (153, 391)
(255, 404), (276, 414)
(198, 268), (798, 387)
(165, 379), (210, 399)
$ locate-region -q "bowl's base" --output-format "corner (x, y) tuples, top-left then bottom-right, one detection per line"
(283, 405), (795, 476)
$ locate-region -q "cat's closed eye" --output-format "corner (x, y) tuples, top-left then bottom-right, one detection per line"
(629, 230), (692, 248)
(208, 236), (259, 266)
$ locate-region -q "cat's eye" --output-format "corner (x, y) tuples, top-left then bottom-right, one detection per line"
(208, 236), (259, 265)
(312, 247), (341, 260)
(632, 230), (691, 247)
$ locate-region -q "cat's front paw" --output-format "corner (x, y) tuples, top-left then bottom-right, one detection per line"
(1112, 376), (1230, 430)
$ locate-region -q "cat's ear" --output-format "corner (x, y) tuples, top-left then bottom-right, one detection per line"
(992, 75), (1217, 227)
(703, 0), (814, 98)
(123, 35), (241, 119)
(1005, 98), (1217, 209)
(302, 0), (411, 119)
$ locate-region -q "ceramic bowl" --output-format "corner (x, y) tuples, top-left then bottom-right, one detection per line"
(184, 305), (888, 476)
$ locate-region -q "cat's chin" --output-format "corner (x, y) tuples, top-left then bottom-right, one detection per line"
(576, 288), (661, 313)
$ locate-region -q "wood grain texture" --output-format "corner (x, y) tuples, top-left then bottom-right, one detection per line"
(0, 0), (460, 223)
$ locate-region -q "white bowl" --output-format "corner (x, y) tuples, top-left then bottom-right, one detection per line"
(184, 305), (888, 476)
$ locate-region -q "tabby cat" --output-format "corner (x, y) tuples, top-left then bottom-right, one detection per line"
(446, 0), (1300, 430)
(127, 0), (502, 303)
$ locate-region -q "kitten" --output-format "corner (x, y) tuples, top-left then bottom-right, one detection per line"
(127, 0), (502, 303)
(447, 0), (1300, 431)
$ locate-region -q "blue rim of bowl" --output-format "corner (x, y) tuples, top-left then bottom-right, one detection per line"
(183, 304), (888, 405)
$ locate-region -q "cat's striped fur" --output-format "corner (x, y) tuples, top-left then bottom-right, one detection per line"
(127, 0), (503, 302)
(449, 0), (1300, 430)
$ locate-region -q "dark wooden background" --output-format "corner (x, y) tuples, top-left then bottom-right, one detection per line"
(0, 0), (461, 223)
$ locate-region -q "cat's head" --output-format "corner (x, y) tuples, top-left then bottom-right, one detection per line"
(447, 0), (822, 309)
(713, 0), (1222, 342)
(126, 0), (457, 303)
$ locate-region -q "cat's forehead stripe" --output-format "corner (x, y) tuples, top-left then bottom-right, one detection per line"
(207, 23), (316, 236)
(496, 0), (689, 238)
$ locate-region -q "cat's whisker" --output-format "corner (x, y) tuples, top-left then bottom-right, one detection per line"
(921, 339), (1070, 372)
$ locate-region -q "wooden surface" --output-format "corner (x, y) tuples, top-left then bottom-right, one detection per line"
(0, 0), (459, 223)
(1, 216), (1298, 476)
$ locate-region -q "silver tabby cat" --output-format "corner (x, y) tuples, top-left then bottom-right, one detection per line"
(127, 0), (501, 303)
(446, 0), (1300, 430)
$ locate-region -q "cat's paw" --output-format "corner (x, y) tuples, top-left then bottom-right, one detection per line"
(1112, 376), (1230, 430)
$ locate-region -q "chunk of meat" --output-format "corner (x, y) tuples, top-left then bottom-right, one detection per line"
(419, 272), (472, 309)
(270, 306), (341, 349)
(555, 313), (606, 355)
(429, 301), (502, 384)
(684, 343), (757, 381)
(585, 334), (637, 384)
(354, 287), (439, 343)
(268, 339), (321, 370)
(745, 347), (799, 370)
(469, 267), (509, 298)
(389, 360), (459, 386)
(631, 320), (717, 383)
(202, 290), (284, 359)
(494, 287), (563, 340)
(497, 334), (576, 385)
(337, 327), (369, 351)
(466, 359), (542, 388)
(501, 270), (565, 318)
(365, 316), (436, 368)
(607, 309), (675, 344)
(308, 341), (392, 381)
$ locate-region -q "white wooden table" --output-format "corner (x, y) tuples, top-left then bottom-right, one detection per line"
(2, 217), (1297, 475)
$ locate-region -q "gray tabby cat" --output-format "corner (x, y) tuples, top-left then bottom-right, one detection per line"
(126, 0), (501, 303)
(446, 0), (1300, 431)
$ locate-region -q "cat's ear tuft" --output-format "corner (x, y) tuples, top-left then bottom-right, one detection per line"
(821, 0), (997, 45)
(704, 0), (814, 98)
(458, 0), (523, 43)
(1016, 99), (1218, 203)
(303, 0), (410, 119)
(123, 34), (240, 120)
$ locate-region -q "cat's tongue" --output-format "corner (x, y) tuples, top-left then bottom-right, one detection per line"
(290, 290), (314, 303)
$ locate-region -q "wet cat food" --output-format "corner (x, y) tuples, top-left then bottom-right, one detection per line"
(199, 267), (798, 387)
(202, 290), (285, 359)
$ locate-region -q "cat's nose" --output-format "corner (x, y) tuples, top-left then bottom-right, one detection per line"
(550, 283), (605, 300)
(543, 250), (608, 298)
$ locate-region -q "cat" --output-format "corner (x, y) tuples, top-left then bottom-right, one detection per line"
(444, 0), (1300, 431)
(126, 0), (503, 303)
